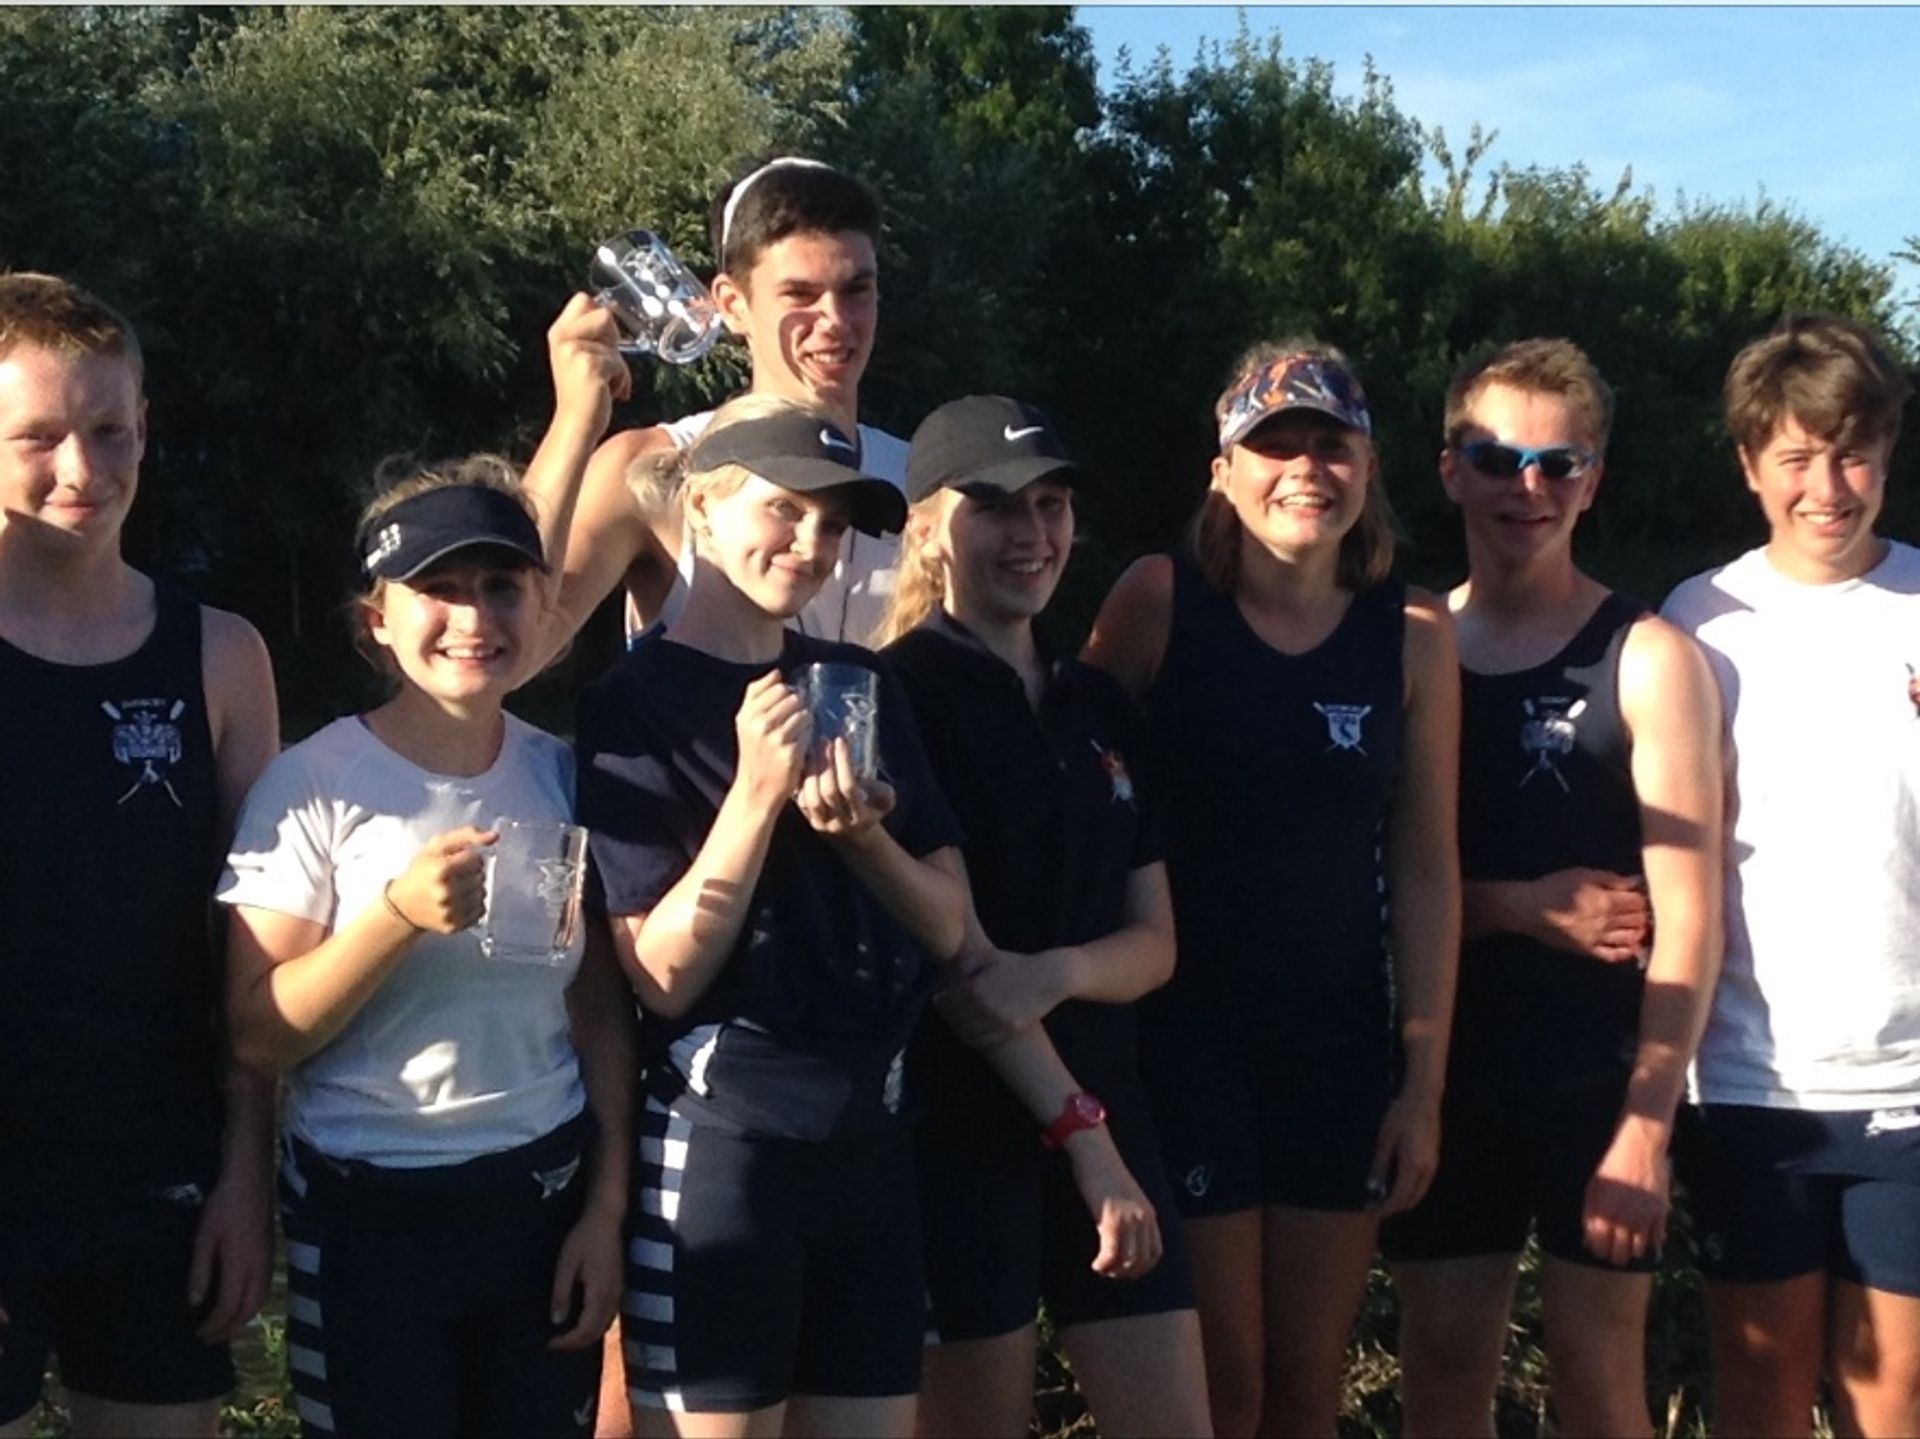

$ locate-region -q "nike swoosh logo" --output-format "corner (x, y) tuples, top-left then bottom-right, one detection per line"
(1003, 424), (1045, 442)
(819, 428), (857, 454)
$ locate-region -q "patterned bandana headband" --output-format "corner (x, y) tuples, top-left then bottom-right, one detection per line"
(719, 156), (833, 257)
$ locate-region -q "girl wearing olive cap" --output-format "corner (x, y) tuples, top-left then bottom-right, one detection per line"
(1085, 341), (1461, 1438)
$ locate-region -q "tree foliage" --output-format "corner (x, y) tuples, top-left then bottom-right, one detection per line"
(3, 2), (1910, 685)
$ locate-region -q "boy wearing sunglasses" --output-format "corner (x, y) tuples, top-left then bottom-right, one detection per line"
(1662, 316), (1920, 1437)
(1382, 339), (1724, 1437)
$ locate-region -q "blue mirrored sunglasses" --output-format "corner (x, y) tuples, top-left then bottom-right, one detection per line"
(1459, 440), (1595, 481)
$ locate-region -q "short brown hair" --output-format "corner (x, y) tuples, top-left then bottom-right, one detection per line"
(0, 271), (144, 385)
(1192, 339), (1397, 593)
(1444, 337), (1614, 453)
(1723, 314), (1911, 456)
(709, 158), (881, 281)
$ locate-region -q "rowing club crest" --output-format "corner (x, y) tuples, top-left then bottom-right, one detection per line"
(103, 697), (187, 807)
(1314, 702), (1372, 755)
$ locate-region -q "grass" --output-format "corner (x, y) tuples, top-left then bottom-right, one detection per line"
(28, 1223), (1829, 1437)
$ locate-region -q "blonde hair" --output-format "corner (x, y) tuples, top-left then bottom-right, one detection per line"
(635, 392), (835, 550)
(871, 491), (952, 647)
(1193, 338), (1398, 593)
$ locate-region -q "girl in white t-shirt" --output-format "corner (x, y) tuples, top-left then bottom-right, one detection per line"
(219, 300), (638, 1438)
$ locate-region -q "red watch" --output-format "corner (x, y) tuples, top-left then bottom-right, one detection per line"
(1040, 1091), (1108, 1149)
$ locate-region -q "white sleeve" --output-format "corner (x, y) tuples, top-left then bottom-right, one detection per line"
(216, 747), (338, 925)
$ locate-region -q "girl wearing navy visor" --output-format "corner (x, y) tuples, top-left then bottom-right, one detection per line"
(573, 394), (969, 1436)
(218, 297), (638, 1437)
(1085, 341), (1461, 1438)
(875, 395), (1212, 1437)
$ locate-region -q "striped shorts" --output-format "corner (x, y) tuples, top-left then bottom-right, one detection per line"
(279, 1120), (601, 1437)
(624, 1094), (924, 1413)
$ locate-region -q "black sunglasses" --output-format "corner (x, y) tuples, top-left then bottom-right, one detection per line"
(1458, 440), (1595, 482)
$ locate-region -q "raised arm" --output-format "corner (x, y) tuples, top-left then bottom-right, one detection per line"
(526, 423), (680, 666)
(1081, 554), (1175, 704)
(1373, 589), (1462, 1215)
(518, 295), (629, 662)
(1582, 615), (1724, 1265)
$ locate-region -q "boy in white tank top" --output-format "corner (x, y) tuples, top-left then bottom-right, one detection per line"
(527, 158), (905, 655)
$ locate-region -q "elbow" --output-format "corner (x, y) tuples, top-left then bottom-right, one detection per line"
(1142, 931), (1177, 995)
(229, 1017), (304, 1076)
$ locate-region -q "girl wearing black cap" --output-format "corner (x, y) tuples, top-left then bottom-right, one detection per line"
(1084, 342), (1461, 1438)
(573, 393), (970, 1436)
(218, 299), (638, 1436)
(876, 395), (1212, 1437)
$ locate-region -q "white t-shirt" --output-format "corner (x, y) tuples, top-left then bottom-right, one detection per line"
(1663, 541), (1920, 1109)
(218, 714), (587, 1165)
(631, 410), (907, 646)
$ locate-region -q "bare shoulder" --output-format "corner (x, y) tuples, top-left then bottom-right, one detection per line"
(200, 603), (272, 686)
(1401, 584), (1459, 678)
(578, 425), (680, 531)
(199, 603), (279, 768)
(1082, 554), (1176, 701)
(1619, 611), (1717, 724)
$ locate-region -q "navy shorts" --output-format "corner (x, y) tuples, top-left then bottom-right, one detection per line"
(1381, 1070), (1655, 1272)
(0, 1187), (235, 1425)
(919, 1093), (1195, 1343)
(624, 1097), (924, 1412)
(1676, 1103), (1920, 1297)
(1139, 1022), (1395, 1217)
(279, 1117), (602, 1438)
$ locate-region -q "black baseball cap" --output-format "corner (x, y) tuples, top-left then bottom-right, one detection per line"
(906, 395), (1082, 504)
(358, 485), (547, 583)
(689, 413), (907, 536)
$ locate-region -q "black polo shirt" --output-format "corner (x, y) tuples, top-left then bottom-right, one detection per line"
(576, 630), (962, 1140)
(886, 612), (1162, 1151)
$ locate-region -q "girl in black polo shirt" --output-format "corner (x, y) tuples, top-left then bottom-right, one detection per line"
(877, 396), (1210, 1438)
(1084, 343), (1461, 1438)
(574, 395), (969, 1435)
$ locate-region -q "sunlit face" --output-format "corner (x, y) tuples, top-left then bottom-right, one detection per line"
(923, 478), (1075, 629)
(1212, 412), (1371, 561)
(0, 342), (146, 552)
(366, 554), (541, 704)
(691, 474), (852, 619)
(1440, 383), (1603, 566)
(713, 230), (878, 418)
(1740, 415), (1892, 584)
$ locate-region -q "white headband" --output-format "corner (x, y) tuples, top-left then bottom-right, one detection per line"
(719, 156), (832, 258)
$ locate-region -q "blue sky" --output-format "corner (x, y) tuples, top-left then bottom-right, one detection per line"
(1079, 7), (1920, 298)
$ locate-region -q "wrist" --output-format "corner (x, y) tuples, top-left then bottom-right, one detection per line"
(381, 880), (423, 934)
(1042, 947), (1084, 1006)
(1042, 1090), (1108, 1150)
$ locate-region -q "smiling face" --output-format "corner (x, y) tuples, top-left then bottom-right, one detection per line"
(924, 478), (1075, 631)
(713, 230), (878, 422)
(1741, 414), (1891, 584)
(1441, 382), (1603, 569)
(1213, 412), (1372, 564)
(0, 342), (146, 555)
(690, 473), (853, 620)
(366, 554), (541, 705)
